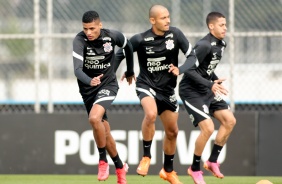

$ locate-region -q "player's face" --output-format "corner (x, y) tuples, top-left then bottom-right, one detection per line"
(210, 17), (227, 40)
(83, 20), (102, 41)
(151, 8), (170, 35)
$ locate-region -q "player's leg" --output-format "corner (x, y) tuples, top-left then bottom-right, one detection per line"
(204, 108), (236, 179)
(88, 104), (109, 181)
(213, 109), (236, 147)
(136, 95), (157, 176)
(181, 97), (213, 184)
(102, 120), (124, 168)
(159, 110), (183, 184)
(103, 120), (128, 184)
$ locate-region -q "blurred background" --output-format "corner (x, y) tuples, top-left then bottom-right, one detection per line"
(0, 0), (281, 113)
(0, 0), (282, 176)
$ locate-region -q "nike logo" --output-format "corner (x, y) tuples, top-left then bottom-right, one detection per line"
(144, 145), (150, 148)
(196, 160), (200, 162)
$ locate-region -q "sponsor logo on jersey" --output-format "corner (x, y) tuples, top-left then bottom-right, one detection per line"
(165, 33), (173, 38)
(103, 42), (113, 52)
(165, 39), (174, 50)
(86, 47), (95, 55)
(147, 57), (169, 73)
(103, 37), (111, 41)
(207, 53), (220, 75)
(84, 55), (110, 69)
(146, 47), (154, 54)
(144, 37), (154, 41)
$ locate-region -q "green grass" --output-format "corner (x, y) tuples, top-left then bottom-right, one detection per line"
(0, 175), (282, 184)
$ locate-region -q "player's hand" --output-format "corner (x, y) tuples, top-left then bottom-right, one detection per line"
(168, 64), (179, 76)
(211, 78), (228, 96)
(121, 73), (136, 85)
(90, 74), (103, 86)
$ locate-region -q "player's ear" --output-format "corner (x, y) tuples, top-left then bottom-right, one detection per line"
(149, 17), (155, 25)
(99, 22), (102, 28)
(208, 23), (214, 30)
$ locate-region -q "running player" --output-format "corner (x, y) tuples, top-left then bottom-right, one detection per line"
(72, 10), (134, 184)
(115, 4), (198, 184)
(179, 12), (236, 184)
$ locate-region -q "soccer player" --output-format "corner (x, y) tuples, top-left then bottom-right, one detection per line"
(115, 4), (198, 184)
(179, 12), (236, 184)
(72, 10), (134, 184)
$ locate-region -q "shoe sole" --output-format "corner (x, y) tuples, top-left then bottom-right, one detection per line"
(98, 175), (109, 181)
(136, 169), (147, 176)
(203, 163), (224, 179)
(159, 170), (167, 181)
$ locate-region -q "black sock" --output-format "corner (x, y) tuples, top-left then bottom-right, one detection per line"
(111, 154), (123, 169)
(209, 144), (223, 162)
(143, 140), (152, 158)
(191, 154), (201, 171)
(98, 147), (107, 162)
(164, 154), (174, 172)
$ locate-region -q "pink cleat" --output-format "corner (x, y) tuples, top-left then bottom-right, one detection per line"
(187, 167), (206, 184)
(116, 163), (129, 184)
(203, 161), (224, 179)
(98, 160), (109, 181)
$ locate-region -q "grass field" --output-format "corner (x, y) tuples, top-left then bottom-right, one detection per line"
(0, 175), (282, 184)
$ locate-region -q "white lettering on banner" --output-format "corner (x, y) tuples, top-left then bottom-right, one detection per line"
(54, 130), (226, 165)
(127, 131), (139, 164)
(79, 130), (98, 165)
(54, 130), (80, 164)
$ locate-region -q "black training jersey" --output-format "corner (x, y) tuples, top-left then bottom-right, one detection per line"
(179, 33), (227, 96)
(130, 27), (194, 94)
(73, 29), (131, 96)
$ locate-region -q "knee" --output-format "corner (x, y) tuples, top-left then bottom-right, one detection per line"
(144, 112), (157, 123)
(165, 126), (179, 140)
(88, 115), (101, 128)
(202, 126), (214, 138)
(226, 117), (236, 130)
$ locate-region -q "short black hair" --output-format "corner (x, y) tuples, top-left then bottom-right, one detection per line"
(82, 10), (100, 23)
(206, 12), (225, 27)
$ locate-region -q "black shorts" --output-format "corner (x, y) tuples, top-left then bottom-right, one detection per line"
(136, 83), (178, 115)
(180, 92), (229, 127)
(82, 85), (118, 120)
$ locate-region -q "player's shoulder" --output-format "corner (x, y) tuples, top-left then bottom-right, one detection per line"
(73, 31), (87, 43)
(132, 29), (152, 42)
(196, 34), (213, 48)
(101, 28), (121, 37)
(169, 26), (182, 33)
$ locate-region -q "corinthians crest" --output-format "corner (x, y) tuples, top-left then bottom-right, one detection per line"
(165, 39), (174, 50)
(103, 42), (113, 52)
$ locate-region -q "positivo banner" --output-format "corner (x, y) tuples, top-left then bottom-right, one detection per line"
(0, 112), (256, 175)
